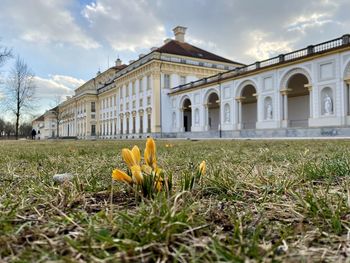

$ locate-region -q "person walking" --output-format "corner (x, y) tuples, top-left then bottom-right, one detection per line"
(31, 129), (37, 140)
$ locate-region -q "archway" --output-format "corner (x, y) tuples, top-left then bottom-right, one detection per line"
(182, 98), (192, 132)
(241, 85), (257, 129)
(207, 92), (220, 130)
(286, 73), (310, 127)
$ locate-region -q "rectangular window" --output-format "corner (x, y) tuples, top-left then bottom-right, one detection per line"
(147, 114), (151, 133)
(139, 98), (143, 107)
(132, 100), (136, 109)
(126, 102), (129, 110)
(180, 76), (186, 85)
(139, 115), (143, 133)
(147, 75), (151, 90)
(120, 104), (123, 111)
(91, 102), (96, 112)
(125, 85), (129, 97)
(114, 120), (117, 135)
(164, 74), (170, 89)
(132, 117), (136, 134)
(91, 125), (96, 136)
(120, 119), (123, 135)
(147, 96), (151, 105)
(126, 118), (129, 134)
(139, 78), (143, 93)
(132, 82), (136, 95)
(120, 87), (123, 97)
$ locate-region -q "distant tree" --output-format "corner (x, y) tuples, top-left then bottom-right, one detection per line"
(0, 118), (5, 137)
(4, 121), (14, 138)
(19, 122), (32, 137)
(5, 56), (35, 139)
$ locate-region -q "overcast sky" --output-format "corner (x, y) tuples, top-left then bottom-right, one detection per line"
(0, 0), (349, 121)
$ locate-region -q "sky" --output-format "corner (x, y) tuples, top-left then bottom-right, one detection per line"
(0, 0), (349, 122)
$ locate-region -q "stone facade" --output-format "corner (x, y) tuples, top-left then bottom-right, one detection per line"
(43, 29), (350, 139)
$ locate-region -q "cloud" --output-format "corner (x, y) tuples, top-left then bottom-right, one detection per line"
(33, 74), (84, 100)
(245, 31), (294, 61)
(0, 0), (99, 49)
(82, 0), (166, 51)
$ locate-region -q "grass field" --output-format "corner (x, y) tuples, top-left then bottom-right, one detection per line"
(1, 139), (350, 262)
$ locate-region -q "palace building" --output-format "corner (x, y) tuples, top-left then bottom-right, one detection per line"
(47, 27), (350, 139)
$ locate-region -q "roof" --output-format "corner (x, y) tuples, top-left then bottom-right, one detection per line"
(156, 40), (244, 65)
(33, 115), (44, 122)
(111, 64), (127, 70)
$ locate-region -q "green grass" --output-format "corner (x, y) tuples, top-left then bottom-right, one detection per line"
(1, 139), (350, 262)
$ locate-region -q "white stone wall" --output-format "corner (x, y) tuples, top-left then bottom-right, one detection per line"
(170, 50), (350, 133)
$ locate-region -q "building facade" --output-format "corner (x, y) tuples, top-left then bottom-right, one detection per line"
(50, 28), (350, 139)
(32, 107), (58, 139)
(57, 26), (243, 139)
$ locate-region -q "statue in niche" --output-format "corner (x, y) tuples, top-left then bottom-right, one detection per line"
(324, 93), (333, 115)
(224, 105), (230, 122)
(195, 110), (199, 124)
(266, 102), (273, 120)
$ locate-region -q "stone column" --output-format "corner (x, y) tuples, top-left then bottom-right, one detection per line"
(203, 104), (209, 131)
(280, 88), (290, 128)
(235, 97), (244, 130)
(305, 84), (313, 118)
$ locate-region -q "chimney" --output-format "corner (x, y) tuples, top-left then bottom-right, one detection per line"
(115, 58), (122, 66)
(173, 26), (187, 43)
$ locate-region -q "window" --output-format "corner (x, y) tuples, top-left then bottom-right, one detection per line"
(125, 85), (129, 97)
(110, 97), (113, 107)
(132, 82), (136, 95)
(132, 100), (136, 109)
(147, 114), (151, 133)
(147, 75), (151, 90)
(126, 102), (129, 110)
(91, 125), (96, 136)
(139, 79), (143, 93)
(139, 115), (143, 133)
(126, 118), (130, 134)
(180, 76), (186, 85)
(120, 104), (123, 111)
(120, 87), (123, 97)
(139, 98), (143, 107)
(147, 96), (151, 105)
(120, 119), (123, 135)
(132, 117), (136, 134)
(91, 102), (96, 112)
(164, 74), (170, 89)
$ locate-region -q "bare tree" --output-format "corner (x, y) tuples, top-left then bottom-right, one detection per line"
(0, 40), (12, 69)
(5, 56), (35, 139)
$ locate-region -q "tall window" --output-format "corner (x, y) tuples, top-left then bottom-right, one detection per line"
(139, 78), (143, 93)
(140, 116), (143, 133)
(91, 125), (96, 136)
(139, 98), (143, 107)
(132, 82), (136, 95)
(120, 87), (123, 97)
(91, 102), (96, 112)
(147, 96), (151, 105)
(164, 74), (170, 89)
(147, 75), (151, 90)
(132, 116), (136, 134)
(132, 100), (136, 109)
(147, 114), (151, 133)
(126, 118), (130, 134)
(114, 119), (117, 135)
(125, 85), (129, 97)
(120, 119), (123, 135)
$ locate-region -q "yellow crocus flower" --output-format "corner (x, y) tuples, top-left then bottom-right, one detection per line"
(132, 145), (141, 165)
(199, 160), (206, 175)
(122, 148), (137, 169)
(142, 164), (152, 175)
(131, 165), (143, 184)
(155, 180), (162, 192)
(144, 138), (157, 169)
(112, 169), (132, 184)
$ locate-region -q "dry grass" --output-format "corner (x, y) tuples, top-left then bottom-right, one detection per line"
(1, 139), (350, 262)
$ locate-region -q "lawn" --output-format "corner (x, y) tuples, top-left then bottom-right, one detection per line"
(1, 139), (350, 262)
